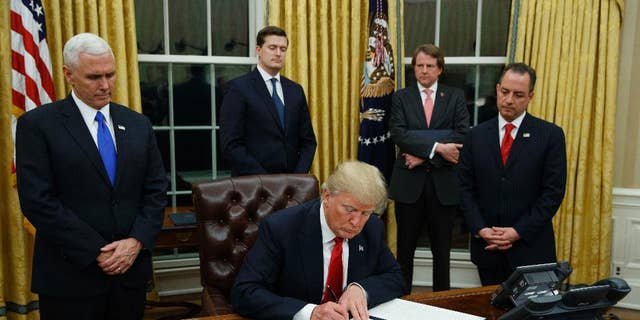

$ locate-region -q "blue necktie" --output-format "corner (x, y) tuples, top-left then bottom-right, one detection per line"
(270, 78), (285, 129)
(95, 111), (117, 185)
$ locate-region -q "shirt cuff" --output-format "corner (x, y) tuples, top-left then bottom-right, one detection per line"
(292, 303), (316, 320)
(429, 142), (438, 159)
(347, 282), (369, 302)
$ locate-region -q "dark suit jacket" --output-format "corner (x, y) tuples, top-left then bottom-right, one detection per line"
(389, 84), (469, 205)
(230, 199), (408, 319)
(458, 113), (567, 268)
(220, 68), (317, 176)
(16, 95), (167, 298)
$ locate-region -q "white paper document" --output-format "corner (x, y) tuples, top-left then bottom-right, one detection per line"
(368, 298), (485, 320)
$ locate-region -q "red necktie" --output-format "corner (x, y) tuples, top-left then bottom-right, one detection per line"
(321, 237), (343, 303)
(423, 88), (434, 126)
(501, 123), (515, 165)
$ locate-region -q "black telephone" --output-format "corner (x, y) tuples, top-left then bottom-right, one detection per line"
(491, 261), (573, 309)
(498, 277), (631, 320)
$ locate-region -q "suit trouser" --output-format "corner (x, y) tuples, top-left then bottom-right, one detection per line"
(38, 278), (146, 320)
(395, 173), (455, 292)
(475, 252), (514, 286)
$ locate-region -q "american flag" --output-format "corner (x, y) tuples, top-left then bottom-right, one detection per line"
(10, 0), (55, 176)
(357, 0), (395, 181)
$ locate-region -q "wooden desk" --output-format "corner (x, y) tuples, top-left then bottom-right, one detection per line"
(188, 286), (506, 320)
(405, 285), (505, 319)
(155, 207), (199, 249)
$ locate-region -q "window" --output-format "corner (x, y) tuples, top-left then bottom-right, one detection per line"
(134, 0), (510, 261)
(135, 0), (262, 214)
(402, 0), (512, 253)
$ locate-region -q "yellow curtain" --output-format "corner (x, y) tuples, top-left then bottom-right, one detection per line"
(267, 0), (400, 253)
(43, 0), (141, 110)
(507, 0), (623, 284)
(0, 1), (141, 318)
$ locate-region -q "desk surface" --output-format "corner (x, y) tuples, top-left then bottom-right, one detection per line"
(156, 207), (198, 249)
(189, 286), (506, 320)
(405, 285), (505, 319)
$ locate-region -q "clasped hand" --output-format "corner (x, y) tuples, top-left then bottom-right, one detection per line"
(402, 153), (425, 170)
(435, 143), (463, 164)
(311, 285), (368, 320)
(96, 237), (142, 275)
(479, 227), (520, 251)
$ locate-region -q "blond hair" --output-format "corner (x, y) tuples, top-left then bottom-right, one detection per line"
(321, 160), (388, 214)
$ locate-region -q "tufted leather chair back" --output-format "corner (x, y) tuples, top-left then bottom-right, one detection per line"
(192, 174), (319, 315)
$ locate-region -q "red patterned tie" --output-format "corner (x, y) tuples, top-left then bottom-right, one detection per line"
(423, 88), (434, 126)
(321, 237), (344, 303)
(501, 123), (515, 165)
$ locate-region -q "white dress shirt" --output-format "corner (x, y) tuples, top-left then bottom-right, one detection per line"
(498, 111), (526, 145)
(72, 90), (117, 151)
(293, 201), (350, 320)
(416, 81), (439, 158)
(256, 64), (285, 105)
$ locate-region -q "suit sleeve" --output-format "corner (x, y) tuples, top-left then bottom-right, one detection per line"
(458, 130), (487, 234)
(389, 89), (469, 163)
(128, 119), (168, 250)
(16, 113), (107, 268)
(430, 89), (469, 168)
(356, 219), (409, 307)
(293, 86), (317, 173)
(220, 80), (268, 174)
(230, 219), (308, 319)
(513, 125), (567, 243)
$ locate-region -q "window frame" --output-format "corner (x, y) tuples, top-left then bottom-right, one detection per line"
(137, 0), (264, 209)
(399, 0), (510, 283)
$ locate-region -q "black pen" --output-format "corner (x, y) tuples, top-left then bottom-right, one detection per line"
(327, 285), (338, 302)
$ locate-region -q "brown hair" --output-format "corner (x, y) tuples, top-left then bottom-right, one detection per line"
(256, 26), (288, 46)
(500, 63), (537, 92)
(411, 44), (445, 71)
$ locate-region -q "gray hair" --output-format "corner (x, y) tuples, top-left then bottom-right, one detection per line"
(63, 33), (113, 68)
(321, 160), (388, 214)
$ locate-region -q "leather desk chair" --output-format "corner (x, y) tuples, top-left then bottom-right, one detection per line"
(192, 174), (319, 315)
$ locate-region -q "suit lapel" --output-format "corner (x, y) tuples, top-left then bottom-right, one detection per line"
(430, 86), (448, 128)
(251, 69), (284, 134)
(487, 119), (502, 169)
(58, 96), (112, 186)
(408, 86), (428, 129)
(282, 78), (297, 134)
(298, 201), (324, 302)
(110, 105), (127, 187)
(347, 233), (366, 283)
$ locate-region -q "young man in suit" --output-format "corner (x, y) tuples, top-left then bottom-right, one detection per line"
(230, 160), (408, 320)
(389, 44), (470, 291)
(220, 26), (317, 176)
(16, 33), (167, 319)
(458, 63), (567, 285)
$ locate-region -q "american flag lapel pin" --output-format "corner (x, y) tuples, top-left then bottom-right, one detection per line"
(117, 125), (126, 131)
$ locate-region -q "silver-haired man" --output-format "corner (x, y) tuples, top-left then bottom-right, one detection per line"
(16, 33), (167, 319)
